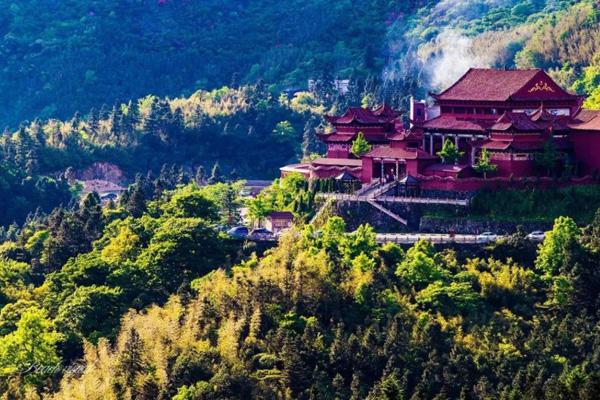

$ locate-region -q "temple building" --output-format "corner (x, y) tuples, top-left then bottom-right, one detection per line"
(281, 68), (600, 192)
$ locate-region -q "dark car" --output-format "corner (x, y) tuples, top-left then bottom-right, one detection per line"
(249, 228), (273, 239)
(227, 226), (249, 238)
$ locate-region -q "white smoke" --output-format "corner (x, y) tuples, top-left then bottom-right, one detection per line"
(381, 0), (532, 91)
(423, 29), (495, 91)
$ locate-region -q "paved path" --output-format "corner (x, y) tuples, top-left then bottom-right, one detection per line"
(376, 233), (497, 245)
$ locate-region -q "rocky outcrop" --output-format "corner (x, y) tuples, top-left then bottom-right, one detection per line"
(76, 162), (126, 184)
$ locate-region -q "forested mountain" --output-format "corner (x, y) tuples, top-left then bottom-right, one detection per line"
(0, 84), (324, 225)
(0, 0), (589, 127)
(3, 0), (600, 226)
(0, 0), (409, 126)
(4, 1), (600, 398)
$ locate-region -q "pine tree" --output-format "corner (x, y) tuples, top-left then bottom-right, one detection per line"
(87, 108), (99, 140)
(125, 185), (147, 218)
(301, 117), (321, 159)
(535, 139), (559, 176)
(177, 166), (189, 185)
(118, 327), (146, 393)
(209, 162), (222, 184)
(79, 192), (103, 243)
(351, 132), (372, 157)
(108, 104), (121, 142)
(24, 150), (38, 175)
(437, 139), (463, 164)
(473, 149), (497, 179)
(229, 169), (239, 182)
(333, 373), (349, 400)
(350, 372), (364, 400)
(195, 165), (206, 185)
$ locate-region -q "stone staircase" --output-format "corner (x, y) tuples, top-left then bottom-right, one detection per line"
(367, 199), (408, 225)
(309, 197), (334, 226)
(370, 180), (399, 198)
(355, 181), (380, 196)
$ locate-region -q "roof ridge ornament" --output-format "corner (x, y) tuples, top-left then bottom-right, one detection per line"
(528, 80), (555, 93)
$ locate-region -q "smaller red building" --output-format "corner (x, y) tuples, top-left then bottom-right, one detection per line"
(264, 211), (294, 233)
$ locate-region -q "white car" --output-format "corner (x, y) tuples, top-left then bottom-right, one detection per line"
(476, 232), (499, 243)
(526, 231), (546, 241)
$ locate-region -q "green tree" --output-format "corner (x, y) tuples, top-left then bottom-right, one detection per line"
(473, 149), (497, 179)
(437, 139), (464, 164)
(208, 162), (222, 184)
(351, 132), (372, 157)
(536, 216), (581, 276)
(138, 217), (226, 291)
(535, 139), (559, 176)
(161, 185), (219, 222)
(416, 281), (481, 314)
(273, 121), (296, 139)
(396, 240), (449, 289)
(246, 196), (273, 227)
(0, 308), (61, 384)
(199, 182), (244, 226)
(117, 327), (147, 394)
(55, 285), (124, 342)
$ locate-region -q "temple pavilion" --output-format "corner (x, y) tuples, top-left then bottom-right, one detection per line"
(281, 68), (600, 192)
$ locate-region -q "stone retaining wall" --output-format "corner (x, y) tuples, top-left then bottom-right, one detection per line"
(335, 201), (417, 232)
(419, 216), (553, 234)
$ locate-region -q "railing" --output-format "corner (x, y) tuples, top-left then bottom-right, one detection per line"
(315, 192), (469, 206)
(375, 233), (499, 245)
(369, 180), (398, 198)
(355, 181), (381, 196)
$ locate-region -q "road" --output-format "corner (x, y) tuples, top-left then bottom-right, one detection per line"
(375, 233), (543, 245)
(238, 232), (544, 246)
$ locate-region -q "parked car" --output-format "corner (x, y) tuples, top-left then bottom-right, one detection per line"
(476, 231), (499, 243)
(227, 226), (249, 238)
(249, 228), (273, 239)
(215, 225), (228, 232)
(526, 230), (546, 241)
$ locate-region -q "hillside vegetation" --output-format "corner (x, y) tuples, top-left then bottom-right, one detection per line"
(0, 0), (592, 127)
(1, 180), (599, 398)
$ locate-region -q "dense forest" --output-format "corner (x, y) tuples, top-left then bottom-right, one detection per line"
(0, 0), (589, 127)
(1, 178), (600, 399)
(0, 0), (420, 127)
(4, 0), (600, 398)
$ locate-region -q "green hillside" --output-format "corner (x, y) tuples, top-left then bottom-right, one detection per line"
(0, 0), (408, 126)
(0, 0), (589, 127)
(1, 183), (600, 398)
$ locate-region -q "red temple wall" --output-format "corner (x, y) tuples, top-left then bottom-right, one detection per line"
(311, 167), (362, 180)
(419, 175), (598, 192)
(571, 132), (600, 174)
(335, 125), (392, 135)
(491, 157), (537, 177)
(361, 158), (374, 183)
(327, 148), (350, 158)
